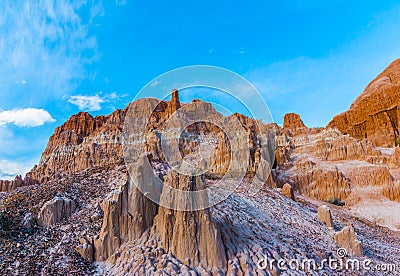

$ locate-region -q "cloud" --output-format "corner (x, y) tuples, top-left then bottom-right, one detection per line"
(0, 1), (103, 105)
(0, 108), (55, 127)
(68, 92), (128, 111)
(150, 80), (160, 87)
(68, 95), (105, 111)
(106, 91), (119, 100)
(0, 159), (34, 180)
(115, 0), (127, 6)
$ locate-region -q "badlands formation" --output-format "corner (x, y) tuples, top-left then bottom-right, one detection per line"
(1, 60), (400, 275)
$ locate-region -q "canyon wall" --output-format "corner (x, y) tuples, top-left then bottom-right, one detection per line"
(328, 59), (400, 147)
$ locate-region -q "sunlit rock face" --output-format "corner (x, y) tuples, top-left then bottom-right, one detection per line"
(328, 59), (400, 147)
(93, 154), (161, 262)
(0, 175), (37, 192)
(152, 170), (227, 270)
(25, 90), (274, 187)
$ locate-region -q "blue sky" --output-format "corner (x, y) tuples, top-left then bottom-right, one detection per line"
(1, 0), (400, 179)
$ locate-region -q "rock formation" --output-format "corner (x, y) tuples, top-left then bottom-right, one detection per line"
(93, 154), (162, 261)
(283, 113), (307, 130)
(76, 237), (94, 263)
(37, 197), (76, 227)
(334, 225), (363, 257)
(291, 166), (351, 202)
(26, 110), (125, 183)
(274, 124), (400, 210)
(315, 135), (380, 161)
(318, 205), (333, 228)
(165, 89), (181, 117)
(21, 89), (274, 191)
(2, 66), (400, 274)
(328, 59), (400, 147)
(0, 175), (37, 192)
(91, 155), (227, 270)
(383, 184), (400, 202)
(152, 171), (227, 270)
(281, 183), (295, 200)
(343, 165), (392, 187)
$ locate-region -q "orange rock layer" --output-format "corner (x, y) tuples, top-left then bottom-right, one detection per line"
(328, 59), (400, 147)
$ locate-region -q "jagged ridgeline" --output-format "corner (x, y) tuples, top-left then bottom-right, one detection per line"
(25, 89), (276, 186)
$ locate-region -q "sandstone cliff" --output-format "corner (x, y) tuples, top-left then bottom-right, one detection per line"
(26, 110), (125, 183)
(328, 59), (400, 147)
(92, 154), (227, 270)
(152, 171), (227, 269)
(283, 112), (307, 130)
(24, 90), (274, 188)
(0, 175), (37, 192)
(94, 154), (161, 261)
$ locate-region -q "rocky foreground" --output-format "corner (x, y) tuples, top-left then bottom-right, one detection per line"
(1, 163), (399, 275)
(1, 60), (400, 275)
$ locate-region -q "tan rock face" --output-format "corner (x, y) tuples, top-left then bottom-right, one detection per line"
(275, 146), (292, 170)
(318, 205), (333, 228)
(383, 183), (400, 202)
(334, 225), (363, 257)
(37, 197), (76, 227)
(315, 136), (380, 161)
(274, 125), (400, 206)
(165, 89), (181, 117)
(94, 154), (161, 261)
(291, 167), (351, 202)
(281, 183), (295, 200)
(396, 147), (400, 163)
(283, 113), (307, 130)
(92, 155), (227, 269)
(26, 110), (125, 183)
(328, 59), (400, 147)
(152, 170), (227, 270)
(344, 166), (392, 187)
(0, 175), (37, 192)
(25, 89), (274, 189)
(76, 237), (94, 263)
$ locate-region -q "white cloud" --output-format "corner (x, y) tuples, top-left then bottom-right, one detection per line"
(116, 0), (127, 6)
(0, 1), (103, 104)
(0, 108), (55, 127)
(106, 91), (119, 100)
(68, 95), (105, 111)
(0, 159), (34, 180)
(68, 92), (127, 111)
(150, 80), (160, 87)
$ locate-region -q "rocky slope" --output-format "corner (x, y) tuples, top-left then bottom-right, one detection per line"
(328, 59), (400, 147)
(1, 165), (399, 275)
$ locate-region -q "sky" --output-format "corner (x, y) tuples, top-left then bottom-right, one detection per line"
(1, 0), (400, 179)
